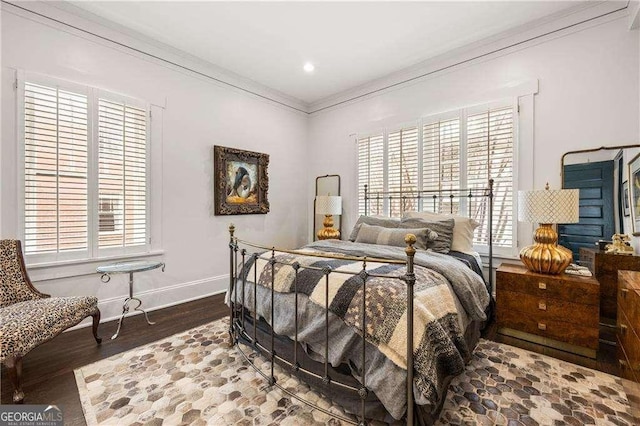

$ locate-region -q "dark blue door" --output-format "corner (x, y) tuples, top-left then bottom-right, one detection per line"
(559, 160), (614, 259)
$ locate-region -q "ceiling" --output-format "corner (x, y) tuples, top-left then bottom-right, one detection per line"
(68, 1), (590, 105)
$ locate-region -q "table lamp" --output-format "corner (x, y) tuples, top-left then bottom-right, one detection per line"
(518, 184), (579, 275)
(316, 195), (342, 240)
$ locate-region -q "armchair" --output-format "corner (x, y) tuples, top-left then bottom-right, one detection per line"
(0, 240), (101, 403)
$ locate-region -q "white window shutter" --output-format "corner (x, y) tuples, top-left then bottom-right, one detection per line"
(467, 107), (514, 247)
(388, 127), (418, 217)
(24, 82), (89, 255)
(357, 134), (384, 215)
(422, 118), (460, 214)
(98, 99), (148, 249)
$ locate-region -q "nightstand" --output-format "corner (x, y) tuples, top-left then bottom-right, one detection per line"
(496, 263), (600, 359)
(580, 247), (640, 323)
(617, 270), (640, 383)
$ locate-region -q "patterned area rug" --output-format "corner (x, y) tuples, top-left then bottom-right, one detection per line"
(75, 319), (640, 425)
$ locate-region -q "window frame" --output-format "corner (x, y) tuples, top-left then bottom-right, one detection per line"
(17, 72), (152, 265)
(356, 98), (519, 257)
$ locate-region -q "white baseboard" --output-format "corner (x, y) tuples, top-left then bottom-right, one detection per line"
(67, 274), (229, 331)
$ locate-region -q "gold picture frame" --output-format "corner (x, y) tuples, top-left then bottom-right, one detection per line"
(214, 145), (269, 215)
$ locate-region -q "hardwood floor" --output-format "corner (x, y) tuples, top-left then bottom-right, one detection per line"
(0, 294), (228, 426)
(1, 294), (634, 425)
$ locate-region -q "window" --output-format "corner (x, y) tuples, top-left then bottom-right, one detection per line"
(357, 102), (516, 250)
(357, 134), (384, 216)
(98, 99), (148, 249)
(21, 78), (150, 262)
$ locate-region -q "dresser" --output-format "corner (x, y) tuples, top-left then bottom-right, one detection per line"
(617, 270), (640, 382)
(580, 247), (640, 322)
(496, 263), (600, 358)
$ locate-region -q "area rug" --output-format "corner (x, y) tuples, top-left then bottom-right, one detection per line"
(74, 318), (640, 425)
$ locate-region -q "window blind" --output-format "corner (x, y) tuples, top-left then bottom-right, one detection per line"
(422, 118), (460, 214)
(388, 127), (418, 217)
(357, 134), (384, 215)
(98, 99), (147, 249)
(24, 82), (88, 255)
(355, 102), (515, 249)
(467, 107), (514, 247)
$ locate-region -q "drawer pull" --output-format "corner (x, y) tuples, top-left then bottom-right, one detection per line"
(538, 301), (547, 311)
(619, 324), (628, 335)
(538, 322), (547, 331)
(538, 282), (547, 290)
(620, 288), (629, 298)
(619, 359), (628, 369)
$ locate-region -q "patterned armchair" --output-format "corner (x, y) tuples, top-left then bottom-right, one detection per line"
(0, 240), (101, 403)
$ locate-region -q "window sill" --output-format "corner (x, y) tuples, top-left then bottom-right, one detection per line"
(27, 250), (165, 282)
(479, 252), (520, 269)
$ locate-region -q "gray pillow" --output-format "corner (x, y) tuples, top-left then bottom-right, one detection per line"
(401, 218), (455, 254)
(355, 223), (437, 250)
(348, 215), (401, 242)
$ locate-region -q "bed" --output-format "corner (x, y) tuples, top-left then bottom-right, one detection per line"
(226, 181), (494, 425)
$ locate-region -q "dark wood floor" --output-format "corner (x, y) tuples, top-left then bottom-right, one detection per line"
(0, 294), (228, 426)
(1, 295), (635, 425)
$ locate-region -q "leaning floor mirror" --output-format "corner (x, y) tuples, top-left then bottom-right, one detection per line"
(314, 174), (341, 241)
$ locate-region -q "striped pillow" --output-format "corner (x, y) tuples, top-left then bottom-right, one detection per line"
(400, 218), (455, 254)
(354, 223), (437, 250)
(348, 216), (401, 242)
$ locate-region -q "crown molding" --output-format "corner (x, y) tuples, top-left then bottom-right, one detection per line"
(1, 0), (310, 114)
(4, 1), (631, 117)
(308, 1), (630, 115)
(629, 0), (640, 29)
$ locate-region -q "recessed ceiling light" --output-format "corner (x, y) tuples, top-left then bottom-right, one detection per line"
(303, 62), (315, 73)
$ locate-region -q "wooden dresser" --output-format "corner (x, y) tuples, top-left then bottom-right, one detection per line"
(496, 263), (600, 358)
(617, 270), (640, 382)
(580, 247), (640, 322)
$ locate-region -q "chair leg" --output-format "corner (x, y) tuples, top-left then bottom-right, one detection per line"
(92, 310), (102, 344)
(6, 356), (24, 404)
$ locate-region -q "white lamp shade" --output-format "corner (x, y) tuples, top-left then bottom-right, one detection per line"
(518, 188), (580, 224)
(316, 195), (342, 215)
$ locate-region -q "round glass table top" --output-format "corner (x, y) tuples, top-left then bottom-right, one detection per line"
(96, 260), (164, 274)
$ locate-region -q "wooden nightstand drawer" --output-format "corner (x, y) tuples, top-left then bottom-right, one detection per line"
(618, 271), (640, 336)
(497, 290), (598, 327)
(617, 270), (640, 383)
(618, 310), (640, 367)
(496, 263), (600, 358)
(496, 266), (598, 305)
(498, 308), (599, 350)
(618, 336), (640, 383)
(580, 248), (640, 321)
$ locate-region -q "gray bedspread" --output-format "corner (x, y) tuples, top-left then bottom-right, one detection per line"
(306, 240), (489, 322)
(230, 240), (490, 420)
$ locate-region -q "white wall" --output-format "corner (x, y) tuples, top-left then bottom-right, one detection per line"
(1, 9), (309, 323)
(307, 15), (640, 256)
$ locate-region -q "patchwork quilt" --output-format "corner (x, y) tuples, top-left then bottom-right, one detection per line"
(233, 240), (490, 418)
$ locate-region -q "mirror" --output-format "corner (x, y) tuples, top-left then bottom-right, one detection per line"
(560, 144), (640, 258)
(314, 175), (341, 240)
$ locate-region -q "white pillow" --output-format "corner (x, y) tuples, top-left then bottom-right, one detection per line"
(403, 211), (479, 255)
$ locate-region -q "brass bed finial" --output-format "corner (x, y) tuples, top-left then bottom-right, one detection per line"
(404, 234), (417, 257)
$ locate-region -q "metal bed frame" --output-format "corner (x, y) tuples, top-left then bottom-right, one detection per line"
(227, 179), (494, 425)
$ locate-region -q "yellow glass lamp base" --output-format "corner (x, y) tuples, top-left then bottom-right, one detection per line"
(317, 214), (340, 240)
(520, 223), (573, 275)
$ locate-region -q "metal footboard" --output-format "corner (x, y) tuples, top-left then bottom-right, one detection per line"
(227, 224), (417, 425)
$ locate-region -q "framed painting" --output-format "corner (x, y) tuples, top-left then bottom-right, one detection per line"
(214, 145), (269, 215)
(623, 180), (630, 217)
(628, 153), (640, 235)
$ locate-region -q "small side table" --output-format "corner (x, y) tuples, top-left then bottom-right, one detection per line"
(97, 260), (165, 340)
(496, 263), (599, 358)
